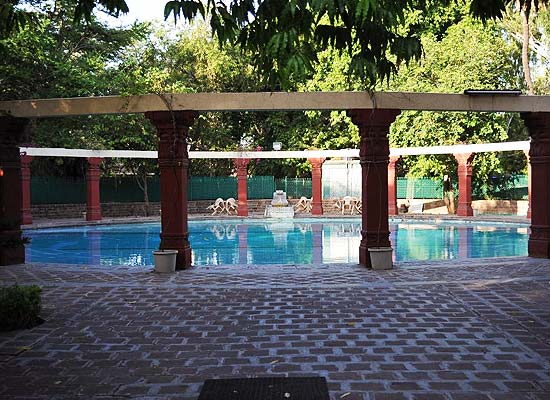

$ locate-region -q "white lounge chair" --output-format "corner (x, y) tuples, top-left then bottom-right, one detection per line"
(294, 196), (312, 213)
(225, 198), (238, 215)
(207, 198), (226, 215)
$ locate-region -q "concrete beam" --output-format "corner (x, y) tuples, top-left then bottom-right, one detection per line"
(20, 141), (530, 159)
(2, 92), (550, 117)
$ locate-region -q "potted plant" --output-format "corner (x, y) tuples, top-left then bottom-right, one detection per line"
(152, 248), (178, 273)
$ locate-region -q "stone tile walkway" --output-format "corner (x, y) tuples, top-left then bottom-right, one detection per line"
(1, 258), (550, 399)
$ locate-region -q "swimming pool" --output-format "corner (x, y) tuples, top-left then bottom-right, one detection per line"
(24, 218), (529, 267)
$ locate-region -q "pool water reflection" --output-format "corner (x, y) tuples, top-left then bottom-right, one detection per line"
(25, 219), (528, 267)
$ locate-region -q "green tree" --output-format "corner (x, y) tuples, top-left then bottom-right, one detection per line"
(6, 0), (546, 89)
(388, 17), (527, 198)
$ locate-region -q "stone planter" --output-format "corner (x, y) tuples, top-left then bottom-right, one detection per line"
(153, 250), (178, 273)
(368, 247), (393, 270)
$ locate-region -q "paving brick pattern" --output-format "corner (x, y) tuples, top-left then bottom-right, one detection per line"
(1, 257), (550, 400)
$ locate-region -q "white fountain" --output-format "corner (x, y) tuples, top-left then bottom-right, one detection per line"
(265, 190), (295, 218)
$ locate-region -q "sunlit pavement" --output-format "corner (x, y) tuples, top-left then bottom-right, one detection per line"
(1, 257), (550, 400)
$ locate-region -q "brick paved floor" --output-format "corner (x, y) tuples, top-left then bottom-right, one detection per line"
(1, 258), (550, 400)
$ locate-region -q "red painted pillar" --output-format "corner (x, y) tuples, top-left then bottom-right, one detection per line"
(86, 157), (102, 221)
(522, 112), (550, 258)
(0, 116), (29, 265)
(308, 158), (325, 215)
(348, 109), (400, 267)
(20, 154), (33, 225)
(388, 156), (400, 216)
(146, 110), (198, 269)
(454, 152), (475, 217)
(234, 158), (250, 216)
(523, 150), (531, 219)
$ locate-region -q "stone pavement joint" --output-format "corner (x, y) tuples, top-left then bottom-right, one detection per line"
(0, 257), (550, 399)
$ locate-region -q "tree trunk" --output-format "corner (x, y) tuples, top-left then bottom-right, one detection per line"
(135, 171), (150, 217)
(520, 0), (535, 95)
(142, 174), (150, 216)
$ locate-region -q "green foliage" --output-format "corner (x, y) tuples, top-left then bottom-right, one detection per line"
(469, 0), (549, 21)
(165, 0), (428, 89)
(388, 16), (527, 198)
(0, 285), (43, 331)
(0, 1), (40, 39)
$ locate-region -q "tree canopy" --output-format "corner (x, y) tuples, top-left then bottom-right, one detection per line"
(3, 0), (548, 88)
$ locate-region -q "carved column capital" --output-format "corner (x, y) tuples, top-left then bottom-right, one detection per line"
(522, 113), (550, 162)
(453, 152), (475, 168)
(308, 157), (326, 170)
(389, 155), (400, 166)
(233, 158), (250, 172)
(87, 157), (102, 168)
(146, 110), (199, 163)
(348, 109), (400, 164)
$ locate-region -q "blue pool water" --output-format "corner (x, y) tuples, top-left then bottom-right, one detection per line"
(24, 219), (528, 267)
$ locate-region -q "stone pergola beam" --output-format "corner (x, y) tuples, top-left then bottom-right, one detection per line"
(2, 92), (550, 118)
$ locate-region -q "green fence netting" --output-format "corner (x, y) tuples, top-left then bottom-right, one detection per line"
(276, 178), (312, 198)
(100, 176), (161, 202)
(247, 176), (275, 199)
(30, 174), (528, 204)
(397, 177), (443, 199)
(188, 177), (237, 200)
(31, 176), (87, 204)
(491, 175), (528, 200)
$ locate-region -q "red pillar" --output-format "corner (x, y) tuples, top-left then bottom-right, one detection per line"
(234, 158), (250, 216)
(454, 152), (475, 217)
(20, 154), (33, 225)
(388, 156), (400, 216)
(522, 113), (550, 258)
(523, 150), (531, 219)
(146, 110), (198, 269)
(308, 158), (325, 215)
(86, 157), (102, 221)
(0, 116), (29, 265)
(348, 109), (400, 267)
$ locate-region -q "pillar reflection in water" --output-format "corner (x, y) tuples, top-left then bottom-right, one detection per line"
(457, 225), (473, 259)
(322, 222), (361, 263)
(392, 223), (461, 261)
(238, 224), (248, 264)
(88, 229), (102, 265)
(311, 223), (323, 264)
